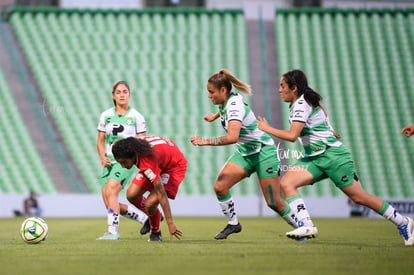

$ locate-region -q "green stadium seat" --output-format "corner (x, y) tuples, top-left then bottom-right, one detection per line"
(8, 8), (252, 195)
(0, 67), (56, 194)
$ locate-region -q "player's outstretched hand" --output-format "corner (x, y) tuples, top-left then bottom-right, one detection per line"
(257, 116), (270, 133)
(167, 222), (183, 240)
(332, 131), (341, 140)
(402, 125), (414, 137)
(204, 113), (218, 122)
(190, 136), (203, 146)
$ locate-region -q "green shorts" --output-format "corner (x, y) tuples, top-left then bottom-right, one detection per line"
(293, 145), (356, 188)
(227, 144), (280, 179)
(100, 162), (138, 188)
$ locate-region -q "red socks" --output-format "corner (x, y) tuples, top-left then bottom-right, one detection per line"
(148, 209), (162, 233)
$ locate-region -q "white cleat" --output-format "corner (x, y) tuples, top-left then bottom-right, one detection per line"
(286, 226), (318, 240)
(398, 217), (414, 246)
(97, 232), (120, 240)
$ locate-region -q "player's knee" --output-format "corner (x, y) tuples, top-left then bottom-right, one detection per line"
(126, 191), (137, 204)
(280, 180), (291, 192)
(145, 198), (159, 214)
(213, 182), (228, 196)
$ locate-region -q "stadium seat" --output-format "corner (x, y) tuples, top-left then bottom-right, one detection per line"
(8, 8), (253, 196)
(0, 67), (56, 194)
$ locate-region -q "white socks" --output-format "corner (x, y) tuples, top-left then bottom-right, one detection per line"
(122, 205), (147, 224)
(382, 204), (407, 227)
(107, 206), (148, 235)
(286, 195), (314, 227)
(218, 198), (239, 225)
(107, 208), (119, 235)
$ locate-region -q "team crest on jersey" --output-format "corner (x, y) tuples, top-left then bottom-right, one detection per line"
(126, 117), (133, 125)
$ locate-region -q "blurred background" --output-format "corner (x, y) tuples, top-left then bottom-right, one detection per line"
(0, 0), (413, 218)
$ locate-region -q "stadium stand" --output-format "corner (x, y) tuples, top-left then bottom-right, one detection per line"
(7, 7), (255, 195)
(275, 8), (414, 198)
(2, 6), (413, 200)
(0, 66), (57, 194)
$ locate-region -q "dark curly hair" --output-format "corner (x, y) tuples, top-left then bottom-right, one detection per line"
(112, 137), (154, 160)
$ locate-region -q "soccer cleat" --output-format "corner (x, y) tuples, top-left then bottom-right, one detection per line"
(140, 219), (150, 235)
(398, 217), (414, 246)
(148, 231), (162, 242)
(140, 216), (164, 235)
(286, 226), (318, 240)
(214, 223), (242, 240)
(97, 232), (120, 240)
(295, 237), (308, 242)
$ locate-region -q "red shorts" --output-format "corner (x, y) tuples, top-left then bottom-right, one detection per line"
(131, 163), (187, 200)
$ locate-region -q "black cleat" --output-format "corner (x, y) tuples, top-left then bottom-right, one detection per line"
(214, 223), (242, 240)
(140, 216), (164, 235)
(140, 219), (150, 235)
(148, 231), (162, 242)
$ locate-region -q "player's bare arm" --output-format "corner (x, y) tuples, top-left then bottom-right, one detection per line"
(257, 117), (304, 142)
(154, 180), (183, 240)
(97, 131), (111, 167)
(204, 112), (220, 122)
(191, 120), (241, 146)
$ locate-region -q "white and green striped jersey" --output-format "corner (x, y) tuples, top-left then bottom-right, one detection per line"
(219, 92), (274, 156)
(97, 107), (146, 160)
(289, 94), (341, 157)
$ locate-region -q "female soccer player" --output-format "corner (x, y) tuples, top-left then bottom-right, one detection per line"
(190, 69), (297, 240)
(257, 69), (414, 245)
(112, 136), (187, 241)
(97, 80), (153, 240)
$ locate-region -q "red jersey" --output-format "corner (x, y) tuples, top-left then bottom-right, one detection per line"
(136, 136), (187, 184)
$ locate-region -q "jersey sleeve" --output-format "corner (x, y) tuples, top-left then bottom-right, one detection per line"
(291, 98), (312, 123)
(136, 114), (147, 134)
(97, 112), (106, 132)
(134, 111), (147, 134)
(226, 96), (245, 122)
(139, 157), (161, 184)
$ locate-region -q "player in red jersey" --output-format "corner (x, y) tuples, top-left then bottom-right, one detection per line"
(112, 136), (187, 241)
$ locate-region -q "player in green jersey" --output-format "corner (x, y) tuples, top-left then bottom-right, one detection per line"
(97, 80), (153, 240)
(191, 69), (297, 240)
(258, 69), (414, 245)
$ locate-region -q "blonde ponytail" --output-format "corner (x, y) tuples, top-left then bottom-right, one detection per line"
(208, 69), (252, 96)
(219, 69), (252, 95)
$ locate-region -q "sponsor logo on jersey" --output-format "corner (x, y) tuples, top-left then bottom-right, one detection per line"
(229, 109), (240, 118)
(144, 169), (156, 182)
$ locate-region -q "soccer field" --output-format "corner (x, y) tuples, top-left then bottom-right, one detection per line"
(1, 217), (413, 275)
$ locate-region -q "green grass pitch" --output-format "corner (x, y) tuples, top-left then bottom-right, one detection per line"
(1, 217), (413, 275)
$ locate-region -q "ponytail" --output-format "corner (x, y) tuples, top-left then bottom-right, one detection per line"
(282, 70), (321, 108)
(208, 69), (252, 95)
(303, 87), (322, 108)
